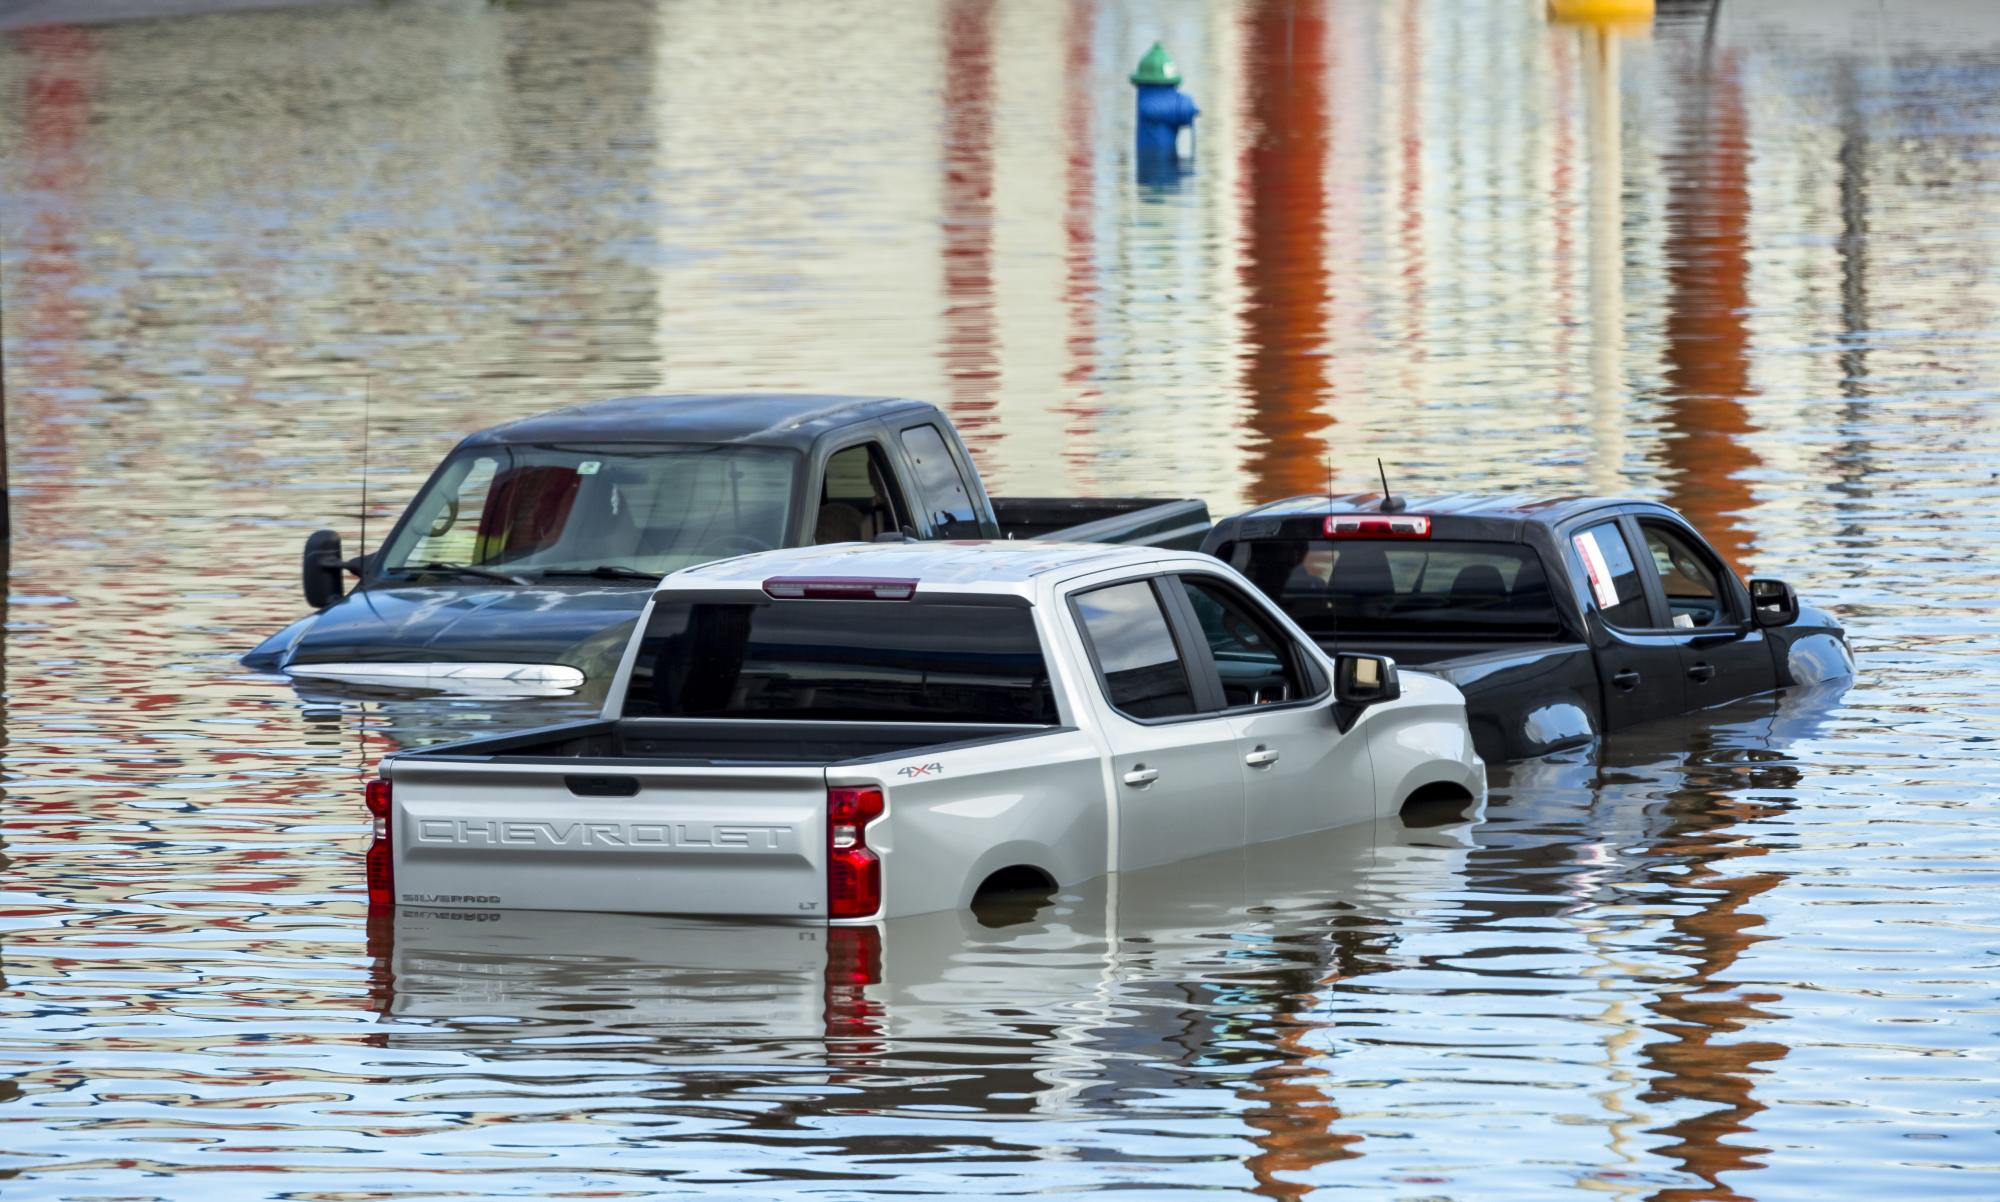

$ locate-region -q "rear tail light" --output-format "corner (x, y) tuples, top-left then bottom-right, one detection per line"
(1324, 514), (1430, 538)
(765, 576), (917, 601)
(364, 777), (393, 907)
(827, 785), (886, 919)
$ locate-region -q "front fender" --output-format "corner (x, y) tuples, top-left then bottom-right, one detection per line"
(241, 612), (315, 670)
(1773, 604), (1854, 686)
(1357, 671), (1487, 816)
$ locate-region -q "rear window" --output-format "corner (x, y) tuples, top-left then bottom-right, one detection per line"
(623, 600), (1056, 724)
(1225, 539), (1562, 637)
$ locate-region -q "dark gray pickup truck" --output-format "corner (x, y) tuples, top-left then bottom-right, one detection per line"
(244, 393), (1209, 694)
(1202, 493), (1852, 760)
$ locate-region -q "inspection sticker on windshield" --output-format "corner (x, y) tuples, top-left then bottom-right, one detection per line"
(577, 460), (602, 475)
(1573, 531), (1622, 610)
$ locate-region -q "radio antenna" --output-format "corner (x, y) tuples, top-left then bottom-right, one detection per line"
(1377, 457), (1406, 513)
(359, 377), (372, 567)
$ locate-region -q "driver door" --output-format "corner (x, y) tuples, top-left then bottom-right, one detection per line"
(1629, 518), (1777, 709)
(1165, 572), (1378, 841)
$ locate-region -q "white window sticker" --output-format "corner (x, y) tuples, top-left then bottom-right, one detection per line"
(577, 460), (602, 476)
(1573, 531), (1622, 611)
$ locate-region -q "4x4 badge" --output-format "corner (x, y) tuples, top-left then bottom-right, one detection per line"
(896, 762), (944, 778)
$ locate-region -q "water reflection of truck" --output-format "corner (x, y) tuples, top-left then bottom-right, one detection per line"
(371, 540), (1483, 922)
(244, 394), (1211, 696)
(375, 808), (1475, 1082)
(1202, 494), (1852, 761)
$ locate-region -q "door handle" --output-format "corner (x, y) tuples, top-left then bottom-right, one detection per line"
(1122, 766), (1159, 787)
(1244, 747), (1281, 767)
(1686, 662), (1716, 683)
(1611, 669), (1641, 690)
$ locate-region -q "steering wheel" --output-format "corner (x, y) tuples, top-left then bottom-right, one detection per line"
(702, 534), (774, 558)
(426, 495), (460, 539)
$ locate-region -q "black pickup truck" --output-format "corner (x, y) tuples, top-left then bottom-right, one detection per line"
(244, 393), (1209, 693)
(1201, 493), (1852, 761)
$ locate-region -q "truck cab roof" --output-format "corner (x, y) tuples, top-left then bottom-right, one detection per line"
(667, 539), (1200, 596)
(1212, 492), (1677, 544)
(464, 393), (941, 450)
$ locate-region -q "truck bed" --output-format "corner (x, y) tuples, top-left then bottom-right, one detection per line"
(992, 496), (1211, 550)
(401, 718), (1055, 767)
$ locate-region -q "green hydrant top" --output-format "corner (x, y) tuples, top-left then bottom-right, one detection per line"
(1130, 41), (1182, 87)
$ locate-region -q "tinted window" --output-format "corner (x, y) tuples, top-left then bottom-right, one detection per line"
(1176, 576), (1305, 707)
(1226, 539), (1562, 637)
(624, 601), (1055, 724)
(1639, 523), (1726, 628)
(1073, 581), (1197, 719)
(900, 424), (982, 537)
(1572, 522), (1651, 628)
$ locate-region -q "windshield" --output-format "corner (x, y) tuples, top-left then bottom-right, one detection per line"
(1224, 538), (1564, 638)
(379, 443), (796, 580)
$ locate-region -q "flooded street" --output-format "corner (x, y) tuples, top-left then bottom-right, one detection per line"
(4, 0), (2000, 1197)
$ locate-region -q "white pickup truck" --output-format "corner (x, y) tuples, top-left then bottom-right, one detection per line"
(368, 541), (1485, 922)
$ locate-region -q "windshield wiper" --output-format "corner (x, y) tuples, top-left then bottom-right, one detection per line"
(535, 565), (660, 582)
(400, 561), (530, 585)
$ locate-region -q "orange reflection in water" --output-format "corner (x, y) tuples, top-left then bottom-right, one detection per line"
(1661, 53), (1759, 573)
(1639, 777), (1792, 1202)
(940, 0), (1000, 456)
(1239, 0), (1335, 504)
(1239, 986), (1362, 1199)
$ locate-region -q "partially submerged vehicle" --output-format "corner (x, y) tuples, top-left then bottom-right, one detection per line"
(368, 540), (1484, 922)
(244, 394), (1211, 695)
(1201, 493), (1852, 760)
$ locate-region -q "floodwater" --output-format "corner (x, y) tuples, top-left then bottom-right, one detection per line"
(2, 0), (1998, 1197)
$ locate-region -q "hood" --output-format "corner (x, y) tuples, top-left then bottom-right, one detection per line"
(265, 583), (652, 680)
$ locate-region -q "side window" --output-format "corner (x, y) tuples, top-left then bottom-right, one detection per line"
(899, 424), (982, 538)
(1175, 576), (1307, 707)
(1571, 522), (1652, 629)
(1639, 523), (1727, 628)
(817, 443), (909, 544)
(1073, 580), (1197, 720)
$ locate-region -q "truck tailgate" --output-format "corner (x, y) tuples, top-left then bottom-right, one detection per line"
(388, 760), (828, 918)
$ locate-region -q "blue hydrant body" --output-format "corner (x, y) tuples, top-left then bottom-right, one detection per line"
(1135, 84), (1199, 157)
(1131, 42), (1196, 180)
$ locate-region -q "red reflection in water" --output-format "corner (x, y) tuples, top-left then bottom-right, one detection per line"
(1396, 3), (1425, 367)
(1661, 54), (1759, 574)
(19, 26), (93, 400)
(1240, 0), (1335, 503)
(823, 924), (884, 1070)
(941, 0), (1000, 455)
(1058, 0), (1102, 484)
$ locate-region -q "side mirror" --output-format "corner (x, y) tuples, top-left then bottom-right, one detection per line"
(303, 529), (348, 609)
(1750, 578), (1799, 628)
(1335, 652), (1401, 709)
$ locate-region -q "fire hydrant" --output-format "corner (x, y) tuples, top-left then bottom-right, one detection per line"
(1132, 42), (1197, 181)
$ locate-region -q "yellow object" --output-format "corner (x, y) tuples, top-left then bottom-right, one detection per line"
(1546, 0), (1653, 24)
